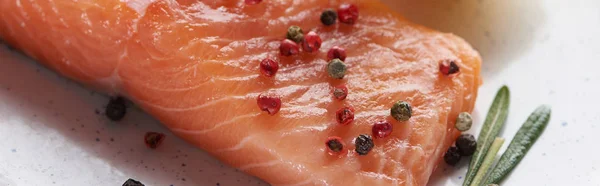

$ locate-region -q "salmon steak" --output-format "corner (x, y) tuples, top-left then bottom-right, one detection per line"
(0, 0), (481, 185)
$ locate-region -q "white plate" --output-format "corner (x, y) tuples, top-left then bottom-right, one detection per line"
(1, 0), (599, 185)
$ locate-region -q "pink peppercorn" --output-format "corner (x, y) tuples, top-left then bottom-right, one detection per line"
(332, 85), (348, 100)
(336, 106), (355, 125)
(337, 4), (359, 24)
(327, 46), (347, 61)
(439, 59), (460, 76)
(325, 136), (345, 154)
(302, 31), (322, 53)
(257, 94), (282, 115)
(279, 39), (300, 56)
(259, 58), (279, 77)
(372, 121), (393, 138)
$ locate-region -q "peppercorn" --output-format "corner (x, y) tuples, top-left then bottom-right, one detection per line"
(327, 59), (347, 79)
(444, 146), (461, 166)
(122, 178), (145, 186)
(279, 39), (300, 56)
(286, 26), (304, 43)
(106, 96), (126, 121)
(372, 120), (393, 138)
(257, 93), (282, 115)
(439, 59), (460, 76)
(456, 134), (477, 156)
(455, 112), (473, 131)
(332, 84), (348, 100)
(144, 132), (166, 149)
(320, 9), (337, 26)
(390, 101), (412, 122)
(302, 31), (322, 53)
(337, 3), (359, 24)
(354, 134), (374, 155)
(259, 58), (279, 77)
(336, 106), (355, 125)
(325, 136), (345, 154)
(327, 46), (347, 61)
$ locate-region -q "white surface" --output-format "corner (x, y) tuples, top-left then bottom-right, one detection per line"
(1, 0), (599, 185)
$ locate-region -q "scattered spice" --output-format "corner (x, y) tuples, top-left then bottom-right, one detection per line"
(106, 96), (127, 121)
(372, 121), (393, 138)
(259, 58), (279, 77)
(327, 59), (347, 79)
(444, 146), (461, 166)
(332, 84), (348, 100)
(244, 0), (262, 5)
(320, 9), (338, 26)
(122, 178), (145, 186)
(337, 3), (359, 24)
(327, 46), (347, 61)
(456, 134), (477, 156)
(286, 26), (304, 43)
(354, 134), (374, 155)
(257, 93), (282, 115)
(336, 106), (355, 125)
(279, 39), (300, 56)
(302, 31), (322, 53)
(390, 101), (412, 121)
(335, 107), (354, 125)
(144, 132), (166, 149)
(455, 112), (473, 131)
(325, 136), (345, 154)
(439, 59), (460, 76)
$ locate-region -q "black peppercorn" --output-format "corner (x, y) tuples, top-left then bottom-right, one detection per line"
(122, 178), (144, 186)
(444, 146), (461, 166)
(106, 96), (126, 121)
(355, 134), (374, 155)
(456, 134), (477, 156)
(320, 9), (337, 26)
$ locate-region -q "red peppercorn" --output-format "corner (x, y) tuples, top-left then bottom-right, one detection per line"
(336, 106), (355, 125)
(245, 0), (262, 5)
(325, 136), (345, 154)
(259, 58), (279, 77)
(302, 31), (322, 53)
(372, 121), (393, 138)
(144, 132), (165, 149)
(337, 3), (359, 24)
(332, 85), (348, 100)
(327, 46), (347, 61)
(279, 39), (300, 56)
(439, 59), (460, 76)
(257, 93), (282, 115)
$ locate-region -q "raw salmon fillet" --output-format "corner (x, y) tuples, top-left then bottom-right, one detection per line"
(0, 0), (481, 185)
